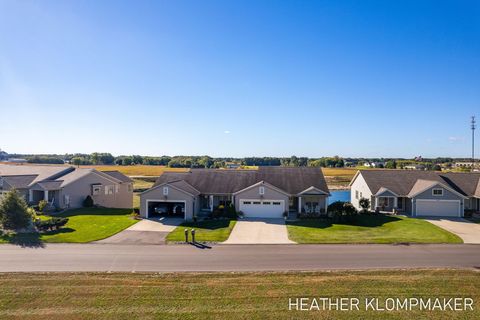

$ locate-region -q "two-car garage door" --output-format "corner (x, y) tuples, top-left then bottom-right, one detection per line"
(415, 200), (461, 217)
(239, 200), (284, 218)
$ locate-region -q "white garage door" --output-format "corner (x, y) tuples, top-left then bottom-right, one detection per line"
(239, 200), (284, 218)
(416, 200), (461, 217)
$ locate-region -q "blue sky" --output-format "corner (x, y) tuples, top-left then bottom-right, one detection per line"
(0, 0), (479, 158)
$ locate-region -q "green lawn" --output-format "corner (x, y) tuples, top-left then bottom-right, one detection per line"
(0, 208), (137, 244)
(287, 215), (462, 244)
(0, 270), (478, 319)
(166, 219), (236, 243)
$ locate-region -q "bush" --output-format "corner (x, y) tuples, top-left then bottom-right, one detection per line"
(38, 200), (48, 212)
(35, 217), (69, 232)
(327, 201), (358, 222)
(83, 195), (94, 207)
(0, 189), (34, 230)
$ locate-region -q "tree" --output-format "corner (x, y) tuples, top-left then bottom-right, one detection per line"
(72, 157), (82, 167)
(359, 198), (370, 213)
(0, 189), (33, 230)
(385, 160), (397, 169)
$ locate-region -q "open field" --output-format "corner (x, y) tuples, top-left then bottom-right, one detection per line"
(0, 208), (137, 244)
(0, 270), (478, 319)
(81, 165), (188, 176)
(167, 219), (237, 243)
(287, 215), (463, 244)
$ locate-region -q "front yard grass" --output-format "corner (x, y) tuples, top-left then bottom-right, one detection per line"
(0, 270), (478, 319)
(166, 219), (236, 243)
(0, 208), (137, 244)
(287, 215), (463, 244)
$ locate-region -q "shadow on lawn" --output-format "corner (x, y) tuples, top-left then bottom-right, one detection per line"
(1, 227), (75, 248)
(288, 215), (402, 229)
(180, 219), (233, 230)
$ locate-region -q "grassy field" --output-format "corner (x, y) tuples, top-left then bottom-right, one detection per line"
(0, 270), (478, 319)
(82, 165), (188, 176)
(167, 219), (236, 243)
(0, 208), (137, 245)
(287, 215), (462, 244)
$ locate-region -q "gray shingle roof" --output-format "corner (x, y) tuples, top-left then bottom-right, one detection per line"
(358, 170), (480, 197)
(154, 167), (329, 195)
(0, 164), (74, 185)
(102, 171), (133, 183)
(1, 175), (37, 189)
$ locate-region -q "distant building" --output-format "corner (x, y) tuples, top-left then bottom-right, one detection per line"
(5, 158), (28, 164)
(225, 162), (241, 169)
(363, 162), (385, 168)
(454, 162), (476, 168)
(404, 164), (425, 170)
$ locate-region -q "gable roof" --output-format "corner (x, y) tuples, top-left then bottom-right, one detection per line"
(357, 170), (480, 197)
(102, 171), (133, 183)
(1, 175), (37, 189)
(153, 166), (329, 195)
(0, 164), (74, 185)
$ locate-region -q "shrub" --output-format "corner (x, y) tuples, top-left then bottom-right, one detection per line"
(0, 189), (34, 230)
(35, 217), (69, 232)
(359, 198), (370, 213)
(38, 200), (48, 212)
(327, 201), (358, 222)
(83, 195), (94, 207)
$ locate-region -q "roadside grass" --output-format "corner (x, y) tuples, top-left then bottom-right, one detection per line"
(0, 270), (478, 319)
(287, 215), (463, 244)
(166, 219), (236, 243)
(0, 208), (137, 244)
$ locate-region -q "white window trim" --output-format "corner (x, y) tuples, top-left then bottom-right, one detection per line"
(432, 188), (444, 196)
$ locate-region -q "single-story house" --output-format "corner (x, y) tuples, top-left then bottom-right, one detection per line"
(140, 167), (330, 220)
(0, 164), (133, 209)
(350, 170), (480, 217)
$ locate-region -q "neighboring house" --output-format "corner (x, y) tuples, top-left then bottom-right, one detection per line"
(0, 164), (133, 209)
(363, 162), (385, 168)
(350, 170), (480, 217)
(140, 167), (330, 220)
(404, 164), (426, 170)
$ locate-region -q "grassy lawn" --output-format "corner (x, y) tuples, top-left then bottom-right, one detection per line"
(0, 208), (137, 244)
(166, 219), (236, 243)
(0, 270), (478, 319)
(287, 215), (462, 244)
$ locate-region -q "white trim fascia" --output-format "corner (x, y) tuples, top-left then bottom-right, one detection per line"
(297, 186), (330, 196)
(348, 170), (361, 187)
(408, 181), (468, 199)
(374, 187), (399, 197)
(232, 180), (290, 196)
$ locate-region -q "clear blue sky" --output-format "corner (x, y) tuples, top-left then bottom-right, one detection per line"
(0, 0), (479, 158)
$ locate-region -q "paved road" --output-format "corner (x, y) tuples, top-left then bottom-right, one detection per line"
(224, 218), (295, 244)
(1, 243), (479, 272)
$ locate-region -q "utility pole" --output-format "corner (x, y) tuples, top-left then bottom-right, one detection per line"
(472, 116), (476, 168)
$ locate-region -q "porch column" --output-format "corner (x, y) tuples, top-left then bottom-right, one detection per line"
(393, 197), (398, 209)
(298, 196), (302, 213)
(209, 195), (214, 212)
(375, 197), (378, 209)
(44, 190), (49, 201)
(28, 189), (33, 202)
(324, 196), (328, 213)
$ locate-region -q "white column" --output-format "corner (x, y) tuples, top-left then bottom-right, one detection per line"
(44, 190), (49, 201)
(209, 195), (214, 212)
(324, 196), (328, 213)
(298, 196), (302, 213)
(28, 189), (33, 202)
(393, 197), (398, 209)
(375, 197), (378, 209)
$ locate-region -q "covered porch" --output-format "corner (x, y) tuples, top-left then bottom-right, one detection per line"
(28, 181), (62, 208)
(373, 188), (409, 214)
(199, 194), (233, 212)
(292, 187), (329, 216)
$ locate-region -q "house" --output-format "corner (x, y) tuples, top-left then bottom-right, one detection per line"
(140, 167), (330, 220)
(350, 170), (480, 217)
(363, 161), (385, 168)
(0, 164), (133, 209)
(404, 164), (426, 170)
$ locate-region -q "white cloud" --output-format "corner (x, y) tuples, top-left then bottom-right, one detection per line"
(224, 130), (231, 134)
(448, 136), (463, 142)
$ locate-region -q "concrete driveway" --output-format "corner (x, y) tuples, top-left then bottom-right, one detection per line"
(425, 218), (480, 244)
(223, 218), (295, 244)
(97, 217), (183, 245)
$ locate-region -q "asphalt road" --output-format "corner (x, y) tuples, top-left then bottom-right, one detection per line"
(1, 243), (480, 272)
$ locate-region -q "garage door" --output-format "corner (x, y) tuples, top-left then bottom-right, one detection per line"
(239, 200), (284, 218)
(415, 200), (461, 217)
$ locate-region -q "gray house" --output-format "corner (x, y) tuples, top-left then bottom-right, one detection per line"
(140, 167), (330, 220)
(0, 164), (133, 209)
(350, 170), (480, 217)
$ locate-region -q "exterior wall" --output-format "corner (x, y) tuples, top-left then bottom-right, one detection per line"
(140, 185), (196, 220)
(350, 173), (373, 210)
(59, 172), (133, 209)
(234, 184), (289, 213)
(411, 186), (464, 216)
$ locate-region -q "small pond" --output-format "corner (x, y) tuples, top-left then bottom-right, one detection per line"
(328, 190), (351, 204)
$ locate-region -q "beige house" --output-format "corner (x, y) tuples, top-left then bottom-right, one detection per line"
(0, 164), (133, 209)
(140, 167), (330, 220)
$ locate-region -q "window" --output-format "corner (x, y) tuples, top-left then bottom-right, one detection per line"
(91, 184), (102, 196)
(355, 190), (359, 199)
(360, 192), (363, 198)
(378, 197), (389, 207)
(259, 186), (265, 195)
(163, 187), (169, 196)
(262, 201), (271, 205)
(115, 185), (119, 193)
(105, 185), (115, 195)
(432, 188), (443, 196)
(243, 201), (251, 205)
(272, 202), (281, 205)
(127, 183), (133, 192)
(253, 201), (261, 205)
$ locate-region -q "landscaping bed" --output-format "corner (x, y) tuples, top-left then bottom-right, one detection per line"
(287, 215), (463, 244)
